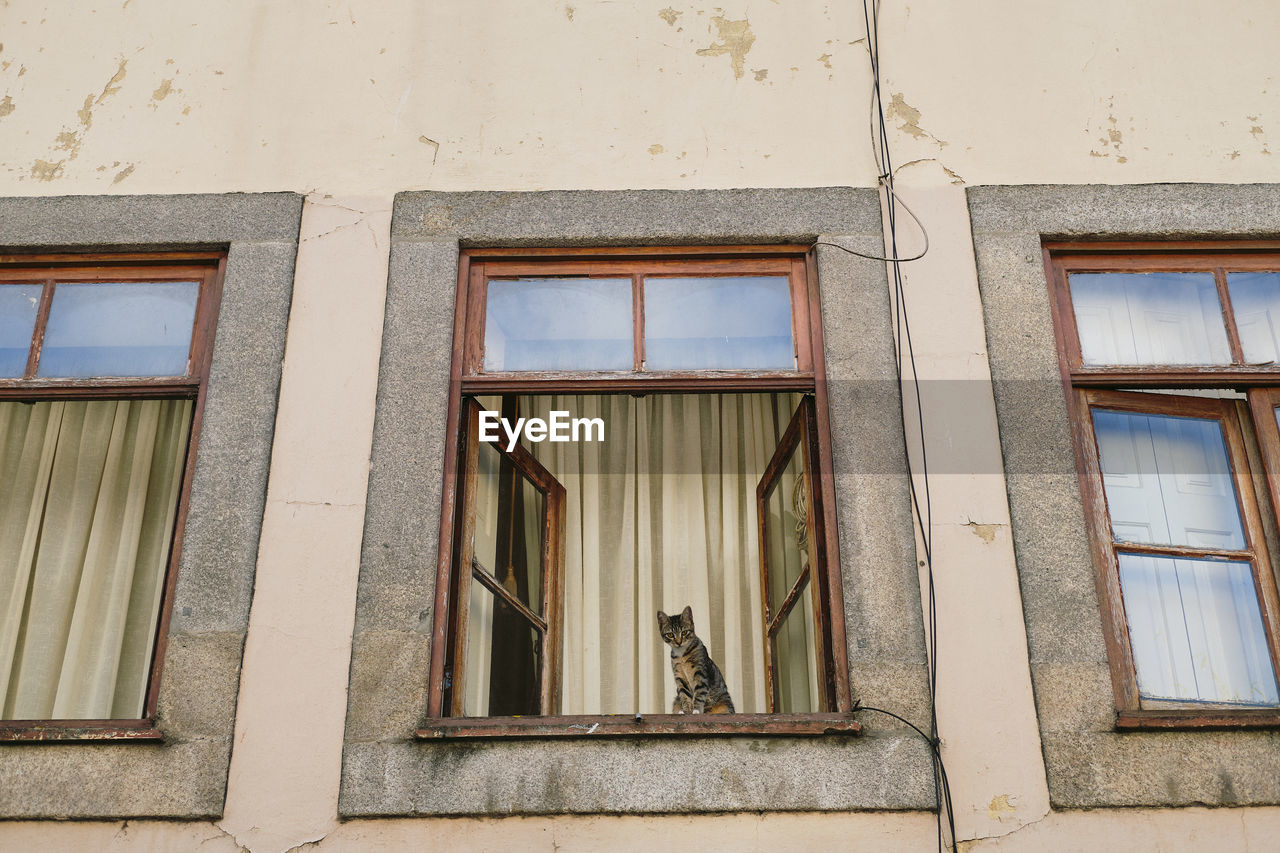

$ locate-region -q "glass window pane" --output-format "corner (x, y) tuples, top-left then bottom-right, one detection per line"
(518, 476), (545, 616)
(462, 580), (543, 717)
(1119, 554), (1278, 706)
(0, 284), (42, 377)
(0, 398), (192, 719)
(471, 438), (546, 616)
(484, 278), (632, 371)
(1093, 408), (1245, 550)
(644, 276), (794, 370)
(765, 438), (809, 620)
(472, 441), (502, 577)
(1227, 272), (1280, 365)
(1069, 272), (1230, 365)
(465, 437), (546, 716)
(771, 584), (818, 713)
(38, 282), (199, 378)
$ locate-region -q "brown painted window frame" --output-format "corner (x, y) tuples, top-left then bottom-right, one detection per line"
(418, 246), (859, 740)
(0, 251), (225, 743)
(1046, 240), (1280, 730)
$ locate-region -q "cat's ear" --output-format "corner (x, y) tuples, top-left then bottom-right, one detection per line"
(681, 605), (693, 626)
(656, 610), (670, 631)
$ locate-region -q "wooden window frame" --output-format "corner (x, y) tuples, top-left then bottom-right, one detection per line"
(1046, 240), (1280, 729)
(417, 246), (858, 740)
(0, 251), (225, 742)
(446, 397), (566, 718)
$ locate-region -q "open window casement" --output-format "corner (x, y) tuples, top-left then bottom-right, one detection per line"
(758, 396), (834, 712)
(447, 397), (566, 717)
(421, 247), (858, 737)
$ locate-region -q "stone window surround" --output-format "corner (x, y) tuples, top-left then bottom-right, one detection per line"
(969, 183), (1280, 808)
(340, 188), (936, 816)
(0, 193), (302, 819)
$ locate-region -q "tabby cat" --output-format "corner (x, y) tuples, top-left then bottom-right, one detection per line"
(657, 606), (735, 714)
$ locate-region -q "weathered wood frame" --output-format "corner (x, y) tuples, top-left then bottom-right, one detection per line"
(445, 398), (566, 717)
(419, 246), (856, 739)
(1046, 241), (1280, 729)
(756, 396), (836, 712)
(0, 251), (225, 742)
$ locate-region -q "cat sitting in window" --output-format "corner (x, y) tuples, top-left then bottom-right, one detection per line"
(657, 606), (735, 714)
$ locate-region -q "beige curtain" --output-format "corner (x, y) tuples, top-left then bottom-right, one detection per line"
(0, 399), (191, 720)
(521, 392), (803, 715)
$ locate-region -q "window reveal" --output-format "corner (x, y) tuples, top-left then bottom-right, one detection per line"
(424, 247), (855, 736)
(1048, 244), (1280, 727)
(0, 254), (222, 733)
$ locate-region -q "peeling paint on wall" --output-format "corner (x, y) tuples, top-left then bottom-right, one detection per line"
(0, 94), (13, 118)
(1246, 114), (1271, 155)
(151, 78), (174, 103)
(27, 56), (132, 182)
(1088, 96), (1131, 163)
(648, 143), (664, 155)
(888, 93), (946, 147)
(112, 162), (135, 184)
(418, 136), (440, 164)
(987, 793), (1017, 819)
(696, 15), (754, 80)
(966, 521), (999, 544)
(29, 159), (63, 181)
(658, 7), (682, 27)
(97, 57), (128, 104)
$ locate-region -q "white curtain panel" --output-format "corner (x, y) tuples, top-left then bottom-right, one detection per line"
(522, 392), (802, 715)
(0, 399), (191, 720)
(1120, 554), (1279, 705)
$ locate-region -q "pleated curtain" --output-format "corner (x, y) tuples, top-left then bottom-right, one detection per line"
(522, 392), (803, 715)
(0, 399), (190, 720)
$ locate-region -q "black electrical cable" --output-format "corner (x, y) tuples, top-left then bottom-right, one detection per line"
(849, 1), (958, 849)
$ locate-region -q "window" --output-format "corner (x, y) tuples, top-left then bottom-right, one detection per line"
(420, 247), (857, 737)
(0, 252), (222, 738)
(1048, 242), (1280, 727)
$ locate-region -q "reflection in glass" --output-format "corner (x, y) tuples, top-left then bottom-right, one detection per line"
(1093, 409), (1244, 550)
(1228, 272), (1280, 364)
(484, 278), (632, 371)
(0, 284), (42, 377)
(1069, 272), (1230, 365)
(38, 282), (198, 378)
(1119, 554), (1278, 705)
(463, 581), (541, 716)
(766, 442), (808, 618)
(518, 476), (545, 615)
(472, 441), (502, 576)
(772, 582), (819, 713)
(463, 580), (496, 716)
(644, 276), (794, 370)
(463, 439), (546, 716)
(763, 432), (817, 712)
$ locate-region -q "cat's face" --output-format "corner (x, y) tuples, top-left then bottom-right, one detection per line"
(657, 605), (695, 646)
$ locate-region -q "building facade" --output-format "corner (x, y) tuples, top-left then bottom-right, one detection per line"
(1, 1), (1278, 850)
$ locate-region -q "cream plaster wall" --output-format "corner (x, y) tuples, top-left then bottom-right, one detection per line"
(218, 196), (392, 851)
(3, 1), (1279, 850)
(884, 179), (1052, 842)
(3, 808), (1280, 852)
(0, 1), (1276, 197)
